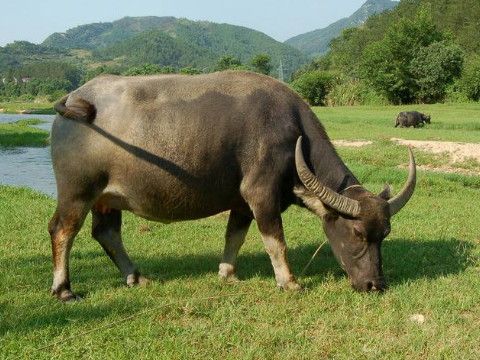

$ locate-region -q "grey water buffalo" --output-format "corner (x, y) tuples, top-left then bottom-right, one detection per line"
(49, 71), (416, 301)
(394, 111), (431, 128)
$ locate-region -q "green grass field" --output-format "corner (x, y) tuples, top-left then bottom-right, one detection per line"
(0, 119), (50, 148)
(0, 104), (479, 359)
(0, 101), (54, 115)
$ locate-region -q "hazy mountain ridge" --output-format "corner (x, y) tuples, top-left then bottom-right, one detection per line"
(285, 0), (398, 57)
(38, 16), (307, 76)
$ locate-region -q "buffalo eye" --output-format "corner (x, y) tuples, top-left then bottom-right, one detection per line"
(353, 224), (366, 241)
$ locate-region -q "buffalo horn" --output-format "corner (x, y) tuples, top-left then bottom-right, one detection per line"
(295, 136), (361, 217)
(388, 147), (416, 216)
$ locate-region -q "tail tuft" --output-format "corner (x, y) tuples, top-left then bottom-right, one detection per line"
(54, 95), (96, 123)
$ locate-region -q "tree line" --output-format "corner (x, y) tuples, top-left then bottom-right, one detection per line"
(292, 1), (480, 106)
(0, 54), (273, 101)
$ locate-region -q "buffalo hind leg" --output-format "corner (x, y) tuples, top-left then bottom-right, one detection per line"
(218, 210), (252, 282)
(91, 208), (149, 287)
(253, 205), (301, 291)
(48, 201), (90, 301)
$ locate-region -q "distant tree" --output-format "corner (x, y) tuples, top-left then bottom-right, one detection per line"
(459, 55), (480, 101)
(291, 71), (335, 106)
(410, 41), (464, 103)
(361, 8), (446, 103)
(215, 55), (242, 71)
(83, 65), (122, 82)
(123, 64), (175, 76)
(179, 67), (202, 75)
(251, 54), (272, 75)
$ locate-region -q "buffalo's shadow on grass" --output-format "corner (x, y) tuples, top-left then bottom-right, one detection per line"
(136, 237), (473, 286)
(3, 238), (473, 336)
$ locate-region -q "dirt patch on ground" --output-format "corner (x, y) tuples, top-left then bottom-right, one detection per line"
(391, 138), (480, 163)
(392, 138), (480, 175)
(333, 140), (373, 147)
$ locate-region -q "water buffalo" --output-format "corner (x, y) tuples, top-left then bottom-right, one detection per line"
(50, 71), (416, 301)
(394, 111), (431, 128)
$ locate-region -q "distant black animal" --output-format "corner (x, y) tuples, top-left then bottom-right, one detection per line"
(394, 111), (431, 128)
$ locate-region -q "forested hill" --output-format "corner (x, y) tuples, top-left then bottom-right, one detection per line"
(42, 16), (177, 49)
(40, 16), (306, 76)
(327, 0), (480, 73)
(294, 0), (480, 106)
(285, 0), (398, 57)
(93, 18), (307, 72)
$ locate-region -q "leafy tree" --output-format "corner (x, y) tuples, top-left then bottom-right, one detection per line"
(123, 64), (175, 76)
(179, 67), (202, 75)
(215, 55), (242, 71)
(410, 41), (464, 103)
(83, 65), (122, 82)
(290, 71), (335, 106)
(251, 54), (272, 75)
(459, 56), (480, 101)
(360, 8), (445, 103)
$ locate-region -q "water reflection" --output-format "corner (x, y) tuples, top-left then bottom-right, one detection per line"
(0, 114), (56, 196)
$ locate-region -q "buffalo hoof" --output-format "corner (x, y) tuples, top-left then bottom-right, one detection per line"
(52, 288), (82, 302)
(126, 273), (151, 287)
(279, 281), (303, 292)
(218, 263), (240, 283)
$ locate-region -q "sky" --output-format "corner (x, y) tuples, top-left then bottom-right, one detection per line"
(0, 0), (370, 46)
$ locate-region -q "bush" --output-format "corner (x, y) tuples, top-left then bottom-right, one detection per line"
(290, 71), (335, 106)
(459, 56), (480, 101)
(123, 64), (175, 76)
(250, 54), (272, 75)
(410, 41), (464, 103)
(326, 79), (388, 106)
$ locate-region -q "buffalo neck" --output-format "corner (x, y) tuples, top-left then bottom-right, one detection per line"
(299, 109), (359, 193)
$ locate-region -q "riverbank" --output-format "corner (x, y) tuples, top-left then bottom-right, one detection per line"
(0, 101), (54, 115)
(0, 118), (50, 147)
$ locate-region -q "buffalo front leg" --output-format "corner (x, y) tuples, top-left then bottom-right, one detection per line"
(253, 207), (301, 291)
(91, 208), (148, 287)
(48, 202), (89, 301)
(218, 210), (252, 282)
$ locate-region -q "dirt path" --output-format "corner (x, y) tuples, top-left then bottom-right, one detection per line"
(332, 140), (373, 147)
(391, 138), (480, 163)
(333, 137), (480, 175)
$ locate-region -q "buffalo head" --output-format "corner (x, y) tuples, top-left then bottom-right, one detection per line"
(294, 137), (416, 292)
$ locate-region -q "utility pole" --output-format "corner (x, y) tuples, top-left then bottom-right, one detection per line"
(278, 60), (284, 82)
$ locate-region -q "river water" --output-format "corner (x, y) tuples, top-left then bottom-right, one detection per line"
(0, 114), (56, 197)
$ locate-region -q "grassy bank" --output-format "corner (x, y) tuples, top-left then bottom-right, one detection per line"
(0, 101), (54, 115)
(0, 104), (479, 359)
(0, 119), (49, 147)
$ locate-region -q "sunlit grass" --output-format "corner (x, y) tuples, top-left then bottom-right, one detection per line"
(0, 101), (54, 115)
(0, 119), (49, 147)
(0, 103), (479, 359)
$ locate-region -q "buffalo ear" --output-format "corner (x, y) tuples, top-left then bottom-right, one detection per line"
(378, 184), (392, 200)
(294, 186), (329, 217)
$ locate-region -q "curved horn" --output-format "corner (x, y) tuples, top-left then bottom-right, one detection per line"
(388, 147), (416, 216)
(295, 136), (361, 217)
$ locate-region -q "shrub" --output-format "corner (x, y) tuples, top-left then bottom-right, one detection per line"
(290, 71), (335, 106)
(410, 41), (464, 103)
(326, 79), (388, 106)
(459, 56), (480, 101)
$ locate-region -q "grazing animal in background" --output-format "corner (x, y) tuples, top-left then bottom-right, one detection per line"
(394, 111), (431, 128)
(50, 71), (416, 301)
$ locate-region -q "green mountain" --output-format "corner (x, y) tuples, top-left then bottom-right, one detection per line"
(327, 0), (480, 73)
(285, 0), (398, 57)
(42, 16), (177, 49)
(40, 16), (307, 77)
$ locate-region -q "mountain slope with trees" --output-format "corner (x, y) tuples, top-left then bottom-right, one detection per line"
(285, 0), (398, 57)
(294, 0), (480, 105)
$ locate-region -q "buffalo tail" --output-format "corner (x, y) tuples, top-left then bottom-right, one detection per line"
(54, 95), (96, 123)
